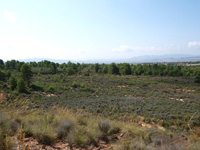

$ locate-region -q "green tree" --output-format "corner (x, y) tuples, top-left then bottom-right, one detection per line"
(135, 64), (144, 75)
(50, 62), (57, 74)
(16, 62), (25, 72)
(67, 61), (77, 73)
(30, 61), (37, 67)
(5, 61), (11, 70)
(94, 63), (100, 73)
(0, 59), (4, 65)
(77, 65), (82, 74)
(0, 59), (4, 69)
(17, 78), (26, 93)
(21, 64), (33, 87)
(66, 67), (75, 75)
(5, 70), (11, 78)
(10, 60), (17, 69)
(120, 63), (131, 75)
(109, 63), (119, 75)
(0, 70), (5, 81)
(9, 75), (17, 91)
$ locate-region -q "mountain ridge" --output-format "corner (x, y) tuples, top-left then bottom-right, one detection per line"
(19, 54), (200, 64)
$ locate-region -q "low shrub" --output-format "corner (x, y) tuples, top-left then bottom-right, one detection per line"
(109, 126), (121, 135)
(80, 83), (86, 88)
(194, 75), (200, 83)
(0, 114), (16, 150)
(80, 88), (95, 93)
(98, 120), (111, 134)
(77, 117), (88, 126)
(0, 114), (19, 136)
(84, 71), (90, 76)
(72, 81), (78, 88)
(47, 85), (55, 93)
(56, 119), (74, 140)
(35, 132), (56, 145)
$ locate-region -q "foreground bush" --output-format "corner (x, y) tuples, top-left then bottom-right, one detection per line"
(0, 106), (199, 149)
(0, 114), (17, 150)
(56, 119), (74, 140)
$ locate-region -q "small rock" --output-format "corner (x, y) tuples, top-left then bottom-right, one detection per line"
(42, 145), (46, 149)
(54, 143), (69, 149)
(99, 141), (106, 144)
(45, 146), (54, 150)
(23, 138), (30, 142)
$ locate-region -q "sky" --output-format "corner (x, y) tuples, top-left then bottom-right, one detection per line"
(0, 0), (200, 61)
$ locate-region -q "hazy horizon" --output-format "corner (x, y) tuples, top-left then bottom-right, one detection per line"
(1, 0), (200, 61)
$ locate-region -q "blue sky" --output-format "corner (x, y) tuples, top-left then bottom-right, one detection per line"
(0, 0), (200, 61)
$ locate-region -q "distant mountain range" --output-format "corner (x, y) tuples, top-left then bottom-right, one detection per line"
(20, 58), (74, 64)
(20, 54), (200, 64)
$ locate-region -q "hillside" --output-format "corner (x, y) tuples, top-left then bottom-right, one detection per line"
(0, 60), (200, 149)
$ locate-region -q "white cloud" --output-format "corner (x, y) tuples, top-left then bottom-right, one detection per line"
(0, 8), (2, 11)
(188, 41), (200, 48)
(112, 45), (134, 52)
(4, 11), (16, 22)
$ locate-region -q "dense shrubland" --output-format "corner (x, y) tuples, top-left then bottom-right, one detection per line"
(0, 59), (200, 149)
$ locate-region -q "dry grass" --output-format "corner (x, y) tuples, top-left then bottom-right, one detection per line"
(0, 99), (200, 149)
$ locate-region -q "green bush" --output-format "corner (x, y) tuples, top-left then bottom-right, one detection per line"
(47, 85), (55, 93)
(80, 88), (95, 93)
(10, 90), (18, 100)
(84, 70), (90, 76)
(194, 74), (200, 83)
(53, 77), (58, 82)
(72, 81), (78, 88)
(30, 84), (44, 92)
(80, 83), (86, 88)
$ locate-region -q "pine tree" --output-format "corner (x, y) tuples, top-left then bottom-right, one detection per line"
(17, 78), (26, 93)
(9, 75), (17, 91)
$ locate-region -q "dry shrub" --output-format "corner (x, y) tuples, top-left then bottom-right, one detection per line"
(98, 119), (111, 134)
(56, 119), (74, 140)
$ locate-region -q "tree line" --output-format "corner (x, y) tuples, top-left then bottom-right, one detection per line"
(1, 59), (200, 76)
(29, 60), (200, 77)
(1, 59), (200, 86)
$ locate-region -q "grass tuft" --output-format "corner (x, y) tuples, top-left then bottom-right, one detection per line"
(56, 119), (74, 140)
(98, 119), (111, 134)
